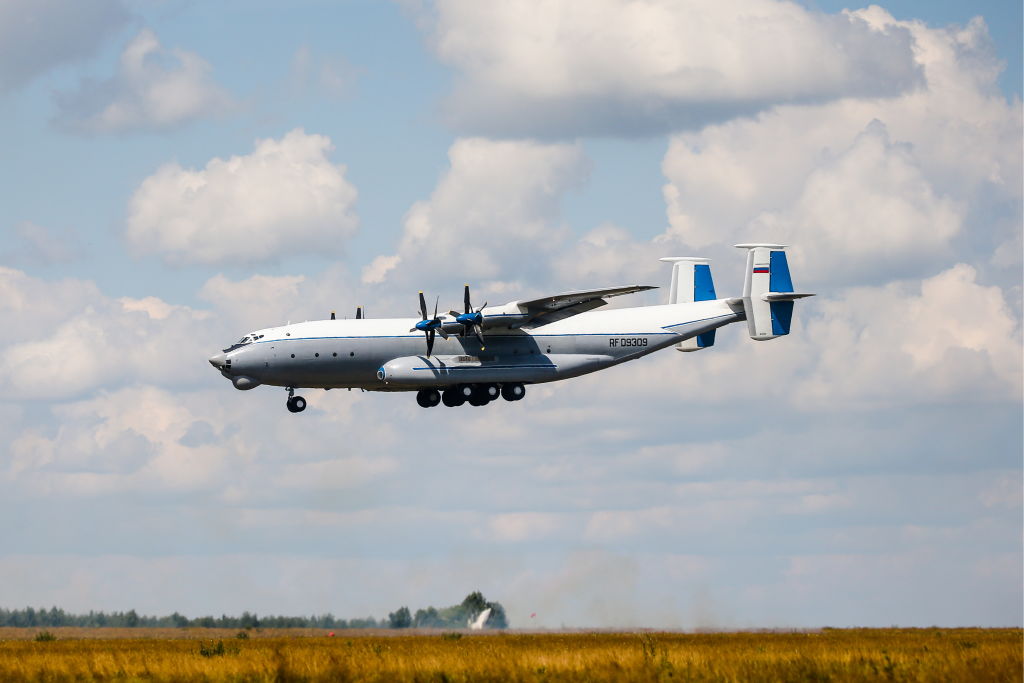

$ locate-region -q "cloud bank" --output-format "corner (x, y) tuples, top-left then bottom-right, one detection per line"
(428, 0), (922, 136)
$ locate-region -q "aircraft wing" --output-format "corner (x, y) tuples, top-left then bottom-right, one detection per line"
(512, 285), (657, 329)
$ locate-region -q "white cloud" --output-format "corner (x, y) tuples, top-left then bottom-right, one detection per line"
(428, 0), (921, 136)
(54, 28), (234, 133)
(126, 129), (359, 266)
(365, 138), (589, 292)
(0, 267), (102, 345)
(0, 0), (128, 92)
(0, 268), (215, 400)
(796, 263), (1022, 408)
(661, 9), (1021, 287)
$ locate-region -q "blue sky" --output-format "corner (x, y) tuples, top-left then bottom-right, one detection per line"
(0, 0), (1020, 628)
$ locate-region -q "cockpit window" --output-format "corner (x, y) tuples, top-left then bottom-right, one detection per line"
(222, 335), (255, 353)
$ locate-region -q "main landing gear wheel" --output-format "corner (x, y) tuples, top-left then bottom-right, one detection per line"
(442, 385), (470, 407)
(469, 383), (499, 407)
(416, 388), (442, 408)
(501, 383), (526, 402)
(286, 396), (306, 413)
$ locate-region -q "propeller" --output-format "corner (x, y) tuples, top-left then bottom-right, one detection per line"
(410, 292), (446, 357)
(450, 284), (487, 349)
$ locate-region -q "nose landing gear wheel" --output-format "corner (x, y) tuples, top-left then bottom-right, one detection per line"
(286, 396), (307, 413)
(500, 383), (526, 401)
(416, 388), (441, 408)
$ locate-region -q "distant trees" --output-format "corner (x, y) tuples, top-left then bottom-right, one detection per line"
(0, 592), (509, 630)
(406, 592), (508, 630)
(387, 606), (412, 629)
(0, 607), (376, 629)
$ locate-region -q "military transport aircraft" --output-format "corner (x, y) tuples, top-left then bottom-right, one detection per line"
(208, 244), (812, 412)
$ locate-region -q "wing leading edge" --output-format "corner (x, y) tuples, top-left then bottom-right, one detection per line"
(509, 285), (657, 329)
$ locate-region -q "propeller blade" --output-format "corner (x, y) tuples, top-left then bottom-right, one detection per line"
(426, 329), (435, 357)
(474, 325), (486, 349)
(433, 295), (439, 320)
(418, 292), (428, 320)
(464, 284), (471, 314)
(477, 301), (487, 313)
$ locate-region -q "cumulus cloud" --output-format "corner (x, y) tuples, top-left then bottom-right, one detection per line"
(0, 0), (128, 92)
(426, 0), (922, 136)
(0, 268), (216, 400)
(54, 28), (234, 133)
(796, 263), (1022, 408)
(126, 129), (359, 266)
(0, 267), (102, 345)
(364, 138), (589, 293)
(661, 8), (1021, 287)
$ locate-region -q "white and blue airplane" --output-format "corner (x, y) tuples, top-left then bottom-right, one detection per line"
(208, 244), (812, 412)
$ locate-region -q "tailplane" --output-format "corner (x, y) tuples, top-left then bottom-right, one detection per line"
(734, 244), (814, 340)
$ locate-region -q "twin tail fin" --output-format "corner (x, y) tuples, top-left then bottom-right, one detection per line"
(734, 244), (814, 340)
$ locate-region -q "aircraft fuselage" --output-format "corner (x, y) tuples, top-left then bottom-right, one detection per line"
(211, 299), (740, 394)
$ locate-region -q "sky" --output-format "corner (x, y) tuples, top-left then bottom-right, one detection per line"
(0, 0), (1021, 629)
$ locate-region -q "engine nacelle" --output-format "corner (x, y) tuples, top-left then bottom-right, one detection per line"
(376, 354), (562, 388)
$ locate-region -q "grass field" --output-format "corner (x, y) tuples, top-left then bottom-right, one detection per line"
(0, 627), (1019, 681)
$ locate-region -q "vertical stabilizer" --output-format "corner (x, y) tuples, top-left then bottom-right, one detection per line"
(734, 244), (813, 340)
(660, 257), (717, 352)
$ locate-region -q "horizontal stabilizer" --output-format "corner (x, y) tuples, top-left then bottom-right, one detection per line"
(762, 292), (815, 302)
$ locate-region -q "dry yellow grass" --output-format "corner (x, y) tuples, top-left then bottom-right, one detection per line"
(0, 627), (1019, 682)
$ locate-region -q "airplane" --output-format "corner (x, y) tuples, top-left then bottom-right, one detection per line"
(208, 244), (813, 412)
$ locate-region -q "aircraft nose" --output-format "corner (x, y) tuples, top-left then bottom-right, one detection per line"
(208, 353), (227, 370)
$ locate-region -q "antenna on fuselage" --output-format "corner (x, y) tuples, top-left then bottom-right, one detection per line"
(330, 311), (336, 320)
(356, 306), (363, 319)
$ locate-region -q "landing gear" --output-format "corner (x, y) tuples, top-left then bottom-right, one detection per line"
(286, 388), (306, 413)
(501, 383), (526, 402)
(429, 383), (525, 408)
(416, 388), (442, 408)
(442, 385), (472, 407)
(469, 383), (499, 406)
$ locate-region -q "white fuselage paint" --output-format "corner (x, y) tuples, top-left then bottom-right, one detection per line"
(217, 298), (742, 392)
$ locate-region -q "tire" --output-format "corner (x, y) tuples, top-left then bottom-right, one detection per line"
(287, 396), (307, 413)
(484, 383), (500, 400)
(470, 384), (492, 406)
(426, 389), (441, 407)
(442, 388), (465, 407)
(416, 389), (435, 408)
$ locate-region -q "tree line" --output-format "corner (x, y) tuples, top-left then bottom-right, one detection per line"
(0, 592), (507, 630)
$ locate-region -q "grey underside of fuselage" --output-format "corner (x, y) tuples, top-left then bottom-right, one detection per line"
(226, 312), (742, 391)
